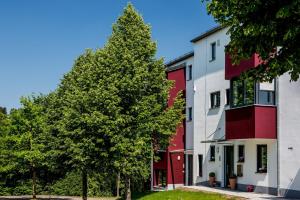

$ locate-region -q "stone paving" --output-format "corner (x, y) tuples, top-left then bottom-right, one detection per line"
(184, 186), (299, 200)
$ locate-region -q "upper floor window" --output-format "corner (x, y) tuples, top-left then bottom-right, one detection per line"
(210, 91), (220, 109)
(187, 65), (192, 80)
(231, 78), (275, 108)
(225, 88), (230, 105)
(187, 107), (192, 121)
(257, 145), (267, 173)
(210, 42), (216, 61)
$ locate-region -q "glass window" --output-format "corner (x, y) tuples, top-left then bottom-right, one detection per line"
(188, 107), (192, 121)
(210, 146), (215, 161)
(210, 91), (220, 108)
(226, 89), (230, 105)
(211, 42), (216, 61)
(187, 65), (192, 80)
(257, 145), (267, 173)
(232, 78), (255, 107)
(238, 145), (245, 162)
(198, 154), (203, 177)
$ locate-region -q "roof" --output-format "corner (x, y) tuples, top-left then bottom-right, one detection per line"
(165, 51), (194, 71)
(190, 25), (224, 43)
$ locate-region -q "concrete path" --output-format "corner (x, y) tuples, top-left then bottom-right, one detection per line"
(184, 186), (298, 200)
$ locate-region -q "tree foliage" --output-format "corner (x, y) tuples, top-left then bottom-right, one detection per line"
(207, 0), (300, 81)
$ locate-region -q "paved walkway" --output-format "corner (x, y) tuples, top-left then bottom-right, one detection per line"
(184, 186), (298, 200)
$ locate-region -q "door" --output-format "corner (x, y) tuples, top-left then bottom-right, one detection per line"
(224, 146), (234, 187)
(187, 155), (193, 186)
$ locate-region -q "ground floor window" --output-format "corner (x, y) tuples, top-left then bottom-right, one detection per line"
(257, 145), (267, 173)
(198, 154), (203, 177)
(210, 146), (215, 161)
(238, 145), (245, 162)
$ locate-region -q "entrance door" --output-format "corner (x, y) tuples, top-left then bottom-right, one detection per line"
(187, 155), (193, 186)
(224, 146), (234, 187)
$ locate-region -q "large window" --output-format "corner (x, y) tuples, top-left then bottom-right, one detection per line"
(231, 78), (275, 107)
(210, 145), (215, 161)
(257, 145), (267, 173)
(232, 78), (255, 107)
(198, 154), (203, 177)
(210, 91), (220, 108)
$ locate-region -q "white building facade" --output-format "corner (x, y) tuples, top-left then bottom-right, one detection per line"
(159, 26), (300, 198)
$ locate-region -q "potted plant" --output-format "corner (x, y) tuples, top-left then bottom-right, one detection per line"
(208, 172), (216, 187)
(229, 174), (237, 190)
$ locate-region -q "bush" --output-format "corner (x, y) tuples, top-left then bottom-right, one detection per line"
(209, 172), (215, 177)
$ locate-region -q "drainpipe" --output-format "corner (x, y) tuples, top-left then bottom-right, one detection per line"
(276, 78), (280, 196)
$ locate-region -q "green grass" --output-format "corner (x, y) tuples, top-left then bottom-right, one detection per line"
(132, 189), (240, 200)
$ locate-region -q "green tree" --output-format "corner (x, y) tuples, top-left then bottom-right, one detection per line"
(101, 4), (184, 200)
(55, 3), (184, 200)
(206, 0), (300, 81)
(0, 96), (47, 199)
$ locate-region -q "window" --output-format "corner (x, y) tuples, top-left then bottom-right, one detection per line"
(187, 65), (192, 80)
(231, 78), (255, 107)
(226, 89), (230, 105)
(198, 154), (203, 177)
(210, 146), (215, 161)
(210, 91), (220, 108)
(187, 107), (192, 121)
(210, 42), (216, 61)
(257, 145), (267, 173)
(238, 145), (245, 162)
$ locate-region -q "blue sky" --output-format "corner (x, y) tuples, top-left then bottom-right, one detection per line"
(0, 0), (216, 110)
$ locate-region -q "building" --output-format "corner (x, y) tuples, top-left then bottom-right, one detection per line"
(151, 26), (300, 198)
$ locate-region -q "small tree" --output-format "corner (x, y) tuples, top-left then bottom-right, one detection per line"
(206, 0), (300, 81)
(0, 96), (47, 199)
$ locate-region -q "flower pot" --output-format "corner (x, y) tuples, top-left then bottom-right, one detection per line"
(209, 176), (215, 187)
(229, 178), (237, 190)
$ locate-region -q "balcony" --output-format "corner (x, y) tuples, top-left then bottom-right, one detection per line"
(225, 54), (261, 80)
(226, 105), (277, 140)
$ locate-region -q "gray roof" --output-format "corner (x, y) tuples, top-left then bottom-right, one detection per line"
(190, 25), (224, 43)
(165, 51), (194, 71)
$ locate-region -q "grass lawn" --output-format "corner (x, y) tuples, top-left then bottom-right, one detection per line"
(132, 189), (243, 200)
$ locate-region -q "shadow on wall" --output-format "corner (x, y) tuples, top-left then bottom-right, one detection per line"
(282, 168), (300, 198)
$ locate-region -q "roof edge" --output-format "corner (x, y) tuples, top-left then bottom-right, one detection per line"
(190, 25), (224, 43)
(165, 51), (194, 69)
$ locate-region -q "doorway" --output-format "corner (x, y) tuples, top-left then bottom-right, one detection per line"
(187, 155), (193, 186)
(224, 146), (234, 187)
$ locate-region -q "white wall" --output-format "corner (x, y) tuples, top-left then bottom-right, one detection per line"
(278, 74), (300, 193)
(234, 140), (277, 189)
(192, 27), (230, 184)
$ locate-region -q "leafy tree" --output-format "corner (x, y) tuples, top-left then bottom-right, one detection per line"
(0, 107), (7, 115)
(0, 96), (47, 199)
(206, 0), (300, 81)
(55, 3), (184, 200)
(101, 4), (184, 200)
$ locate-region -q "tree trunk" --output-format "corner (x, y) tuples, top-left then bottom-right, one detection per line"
(116, 172), (120, 198)
(32, 165), (37, 200)
(82, 169), (88, 200)
(125, 177), (131, 200)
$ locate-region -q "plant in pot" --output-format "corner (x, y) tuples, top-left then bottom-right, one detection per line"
(229, 174), (237, 190)
(209, 172), (216, 187)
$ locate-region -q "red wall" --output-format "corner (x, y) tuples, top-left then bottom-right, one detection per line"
(167, 152), (185, 185)
(226, 105), (277, 140)
(225, 54), (261, 80)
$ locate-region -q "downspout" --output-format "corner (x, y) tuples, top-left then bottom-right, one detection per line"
(276, 78), (280, 196)
(204, 39), (208, 183)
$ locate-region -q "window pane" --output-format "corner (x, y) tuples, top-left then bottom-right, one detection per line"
(232, 79), (244, 107)
(245, 79), (255, 105)
(211, 42), (216, 60)
(257, 145), (267, 173)
(259, 91), (275, 105)
(210, 146), (215, 161)
(198, 154), (203, 177)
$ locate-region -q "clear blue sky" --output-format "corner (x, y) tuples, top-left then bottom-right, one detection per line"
(0, 0), (216, 110)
